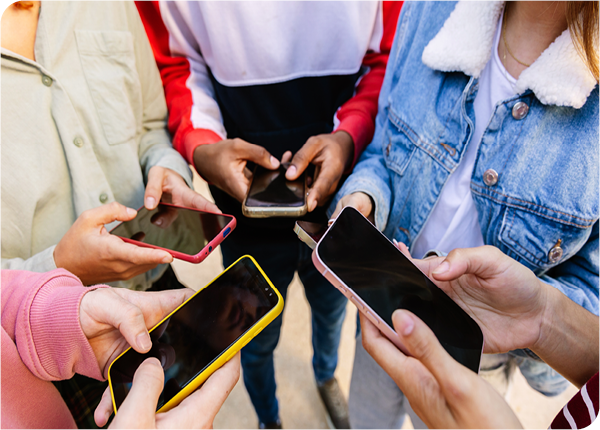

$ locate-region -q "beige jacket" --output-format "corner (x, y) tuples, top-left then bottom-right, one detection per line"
(1, 1), (192, 290)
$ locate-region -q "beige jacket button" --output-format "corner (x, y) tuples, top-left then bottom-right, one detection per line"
(549, 239), (563, 263)
(99, 193), (108, 204)
(41, 75), (53, 87)
(512, 101), (529, 120)
(483, 169), (498, 186)
(73, 136), (84, 147)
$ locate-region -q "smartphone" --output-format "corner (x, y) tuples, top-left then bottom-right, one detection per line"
(294, 221), (328, 250)
(312, 207), (483, 373)
(242, 162), (307, 218)
(108, 255), (283, 414)
(108, 203), (236, 263)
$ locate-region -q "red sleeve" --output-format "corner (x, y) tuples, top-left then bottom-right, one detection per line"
(135, 1), (221, 164)
(336, 1), (402, 169)
(550, 372), (599, 429)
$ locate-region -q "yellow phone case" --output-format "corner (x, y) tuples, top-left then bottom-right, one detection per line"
(107, 255), (284, 414)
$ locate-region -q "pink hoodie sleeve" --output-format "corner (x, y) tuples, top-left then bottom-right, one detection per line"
(1, 269), (107, 381)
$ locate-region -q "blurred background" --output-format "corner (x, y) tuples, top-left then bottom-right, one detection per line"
(171, 171), (577, 429)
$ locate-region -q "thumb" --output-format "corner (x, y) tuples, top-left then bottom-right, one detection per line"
(82, 202), (137, 227)
(430, 247), (503, 281)
(240, 142), (279, 170)
(115, 358), (163, 426)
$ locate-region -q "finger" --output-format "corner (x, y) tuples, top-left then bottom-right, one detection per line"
(307, 164), (339, 211)
(390, 309), (472, 396)
(430, 246), (502, 281)
(281, 151), (292, 164)
(172, 353), (240, 428)
(286, 139), (320, 180)
(238, 141), (279, 170)
(116, 357), (163, 426)
(173, 186), (221, 214)
(107, 237), (173, 266)
(145, 166), (167, 210)
(82, 202), (137, 227)
(95, 387), (114, 427)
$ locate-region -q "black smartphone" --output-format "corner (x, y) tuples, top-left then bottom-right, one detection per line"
(313, 207), (484, 373)
(242, 163), (307, 218)
(108, 256), (283, 413)
(108, 203), (236, 263)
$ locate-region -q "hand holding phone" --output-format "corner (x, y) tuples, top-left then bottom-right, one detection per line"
(109, 203), (236, 264)
(54, 202), (173, 286)
(313, 207), (484, 372)
(108, 256), (283, 414)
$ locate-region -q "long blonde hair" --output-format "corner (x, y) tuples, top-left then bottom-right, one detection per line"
(567, 1), (599, 80)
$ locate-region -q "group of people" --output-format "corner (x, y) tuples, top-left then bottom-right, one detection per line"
(1, 1), (598, 429)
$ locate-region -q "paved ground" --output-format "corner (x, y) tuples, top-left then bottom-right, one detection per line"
(171, 174), (577, 429)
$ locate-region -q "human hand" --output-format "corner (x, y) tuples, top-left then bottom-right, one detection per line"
(361, 310), (522, 429)
(144, 166), (220, 213)
(95, 354), (240, 428)
(192, 137), (280, 202)
(54, 203), (173, 285)
(285, 131), (354, 212)
(329, 191), (374, 221)
(408, 246), (548, 354)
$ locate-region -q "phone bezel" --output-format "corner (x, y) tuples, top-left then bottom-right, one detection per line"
(242, 165), (308, 218)
(312, 206), (484, 370)
(108, 202), (237, 264)
(107, 255), (284, 414)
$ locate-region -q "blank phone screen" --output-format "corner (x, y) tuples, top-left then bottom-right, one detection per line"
(109, 204), (234, 256)
(317, 207), (483, 372)
(245, 164), (305, 208)
(109, 257), (279, 410)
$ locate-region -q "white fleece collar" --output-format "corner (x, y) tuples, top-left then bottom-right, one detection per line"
(422, 1), (597, 108)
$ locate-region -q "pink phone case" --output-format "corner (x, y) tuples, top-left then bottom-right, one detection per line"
(312, 208), (484, 364)
(112, 203), (236, 264)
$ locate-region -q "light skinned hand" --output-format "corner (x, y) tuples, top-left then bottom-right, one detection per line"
(361, 310), (522, 429)
(79, 287), (194, 378)
(330, 191), (374, 221)
(95, 354), (240, 428)
(54, 202), (174, 285)
(144, 166), (220, 213)
(192, 136), (280, 202)
(405, 245), (549, 354)
(285, 131), (354, 212)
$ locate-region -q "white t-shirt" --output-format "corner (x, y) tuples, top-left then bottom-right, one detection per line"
(411, 13), (517, 258)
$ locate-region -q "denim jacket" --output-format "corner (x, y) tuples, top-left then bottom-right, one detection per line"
(333, 1), (599, 314)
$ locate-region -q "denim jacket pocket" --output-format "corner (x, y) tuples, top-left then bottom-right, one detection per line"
(383, 110), (417, 176)
(499, 207), (591, 271)
(75, 30), (141, 146)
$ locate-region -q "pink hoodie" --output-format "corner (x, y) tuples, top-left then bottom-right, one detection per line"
(1, 270), (106, 429)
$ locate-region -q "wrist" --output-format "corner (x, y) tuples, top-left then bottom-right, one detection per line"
(332, 130), (355, 171)
(530, 281), (561, 356)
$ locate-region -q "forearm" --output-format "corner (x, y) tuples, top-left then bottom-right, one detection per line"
(533, 283), (599, 388)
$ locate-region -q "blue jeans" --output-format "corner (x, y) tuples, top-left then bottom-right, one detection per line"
(221, 232), (348, 424)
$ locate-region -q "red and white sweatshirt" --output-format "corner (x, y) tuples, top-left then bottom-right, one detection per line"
(136, 1), (402, 166)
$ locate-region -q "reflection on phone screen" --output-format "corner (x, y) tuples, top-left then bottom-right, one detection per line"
(318, 208), (483, 372)
(245, 163), (305, 207)
(109, 204), (234, 256)
(109, 257), (279, 410)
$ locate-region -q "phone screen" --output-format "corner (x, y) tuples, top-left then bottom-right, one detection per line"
(317, 208), (483, 372)
(109, 204), (234, 256)
(245, 163), (305, 208)
(109, 257), (279, 411)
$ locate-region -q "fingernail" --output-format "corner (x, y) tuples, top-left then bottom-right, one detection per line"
(270, 156), (279, 168)
(161, 254), (172, 264)
(154, 218), (163, 226)
(126, 207), (137, 217)
(146, 196), (156, 209)
(309, 200), (317, 212)
(137, 332), (152, 351)
(433, 261), (450, 275)
(394, 310), (414, 336)
(287, 165), (297, 178)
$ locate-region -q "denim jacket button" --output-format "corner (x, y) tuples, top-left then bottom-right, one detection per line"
(549, 240), (564, 263)
(512, 101), (529, 120)
(483, 169), (498, 186)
